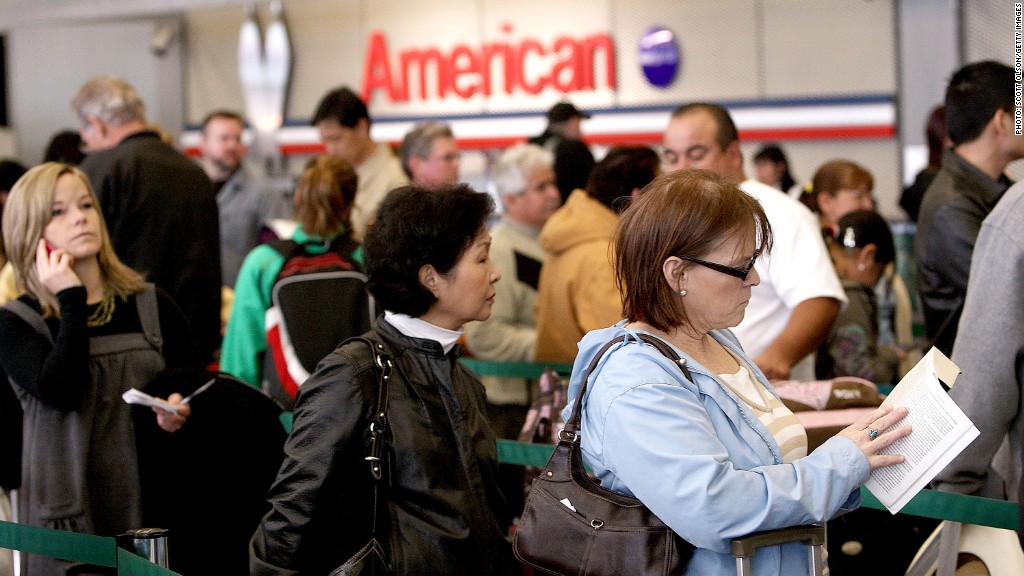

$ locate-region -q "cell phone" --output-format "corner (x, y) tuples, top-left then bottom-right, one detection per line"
(44, 241), (54, 256)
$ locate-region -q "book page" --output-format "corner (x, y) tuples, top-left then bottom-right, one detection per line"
(863, 348), (979, 513)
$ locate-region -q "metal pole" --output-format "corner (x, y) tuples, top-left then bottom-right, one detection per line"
(118, 527), (170, 568)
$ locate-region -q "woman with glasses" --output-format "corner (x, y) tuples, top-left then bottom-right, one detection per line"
(561, 169), (911, 574)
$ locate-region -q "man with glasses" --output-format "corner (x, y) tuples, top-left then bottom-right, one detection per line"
(199, 109), (292, 287)
(399, 121), (461, 189)
(915, 61), (1024, 357)
(662, 102), (845, 381)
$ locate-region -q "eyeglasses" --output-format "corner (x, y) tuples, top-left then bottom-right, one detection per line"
(681, 249), (760, 280)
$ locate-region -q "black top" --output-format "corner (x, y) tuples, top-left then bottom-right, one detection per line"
(0, 286), (201, 411)
(528, 131), (595, 203)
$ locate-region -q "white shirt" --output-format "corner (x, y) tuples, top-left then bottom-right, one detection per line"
(384, 311), (463, 354)
(732, 179), (846, 372)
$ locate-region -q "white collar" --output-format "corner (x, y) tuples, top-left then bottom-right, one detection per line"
(384, 311), (463, 354)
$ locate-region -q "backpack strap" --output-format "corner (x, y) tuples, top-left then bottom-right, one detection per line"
(134, 284), (163, 353)
(326, 235), (360, 263)
(267, 238), (302, 261)
(2, 300), (52, 344)
(270, 235), (359, 262)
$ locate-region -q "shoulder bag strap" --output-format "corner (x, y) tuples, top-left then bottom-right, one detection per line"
(562, 333), (693, 439)
(340, 335), (393, 538)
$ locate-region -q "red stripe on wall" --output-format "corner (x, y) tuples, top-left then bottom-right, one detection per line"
(182, 124), (894, 158)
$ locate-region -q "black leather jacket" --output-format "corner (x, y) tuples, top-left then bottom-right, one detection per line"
(915, 149), (1010, 356)
(250, 319), (519, 575)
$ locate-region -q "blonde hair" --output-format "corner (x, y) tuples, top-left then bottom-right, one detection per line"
(2, 163), (145, 317)
(294, 156), (358, 237)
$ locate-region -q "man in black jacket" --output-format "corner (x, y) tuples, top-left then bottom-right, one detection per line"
(73, 75), (221, 363)
(915, 61), (1024, 356)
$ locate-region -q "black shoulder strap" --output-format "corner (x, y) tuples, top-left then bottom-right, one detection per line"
(270, 235), (359, 266)
(338, 335), (394, 481)
(340, 334), (394, 539)
(327, 235), (360, 261)
(2, 300), (52, 345)
(563, 333), (693, 439)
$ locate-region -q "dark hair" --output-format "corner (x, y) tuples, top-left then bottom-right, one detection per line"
(615, 169), (773, 332)
(670, 102), (738, 150)
(832, 209), (895, 265)
(945, 60), (1015, 146)
(42, 132), (85, 165)
(201, 109), (245, 132)
(925, 105), (948, 168)
(363, 184), (494, 317)
(294, 156), (358, 237)
(585, 145), (660, 211)
(0, 160), (28, 193)
(311, 86), (370, 129)
(752, 143), (796, 192)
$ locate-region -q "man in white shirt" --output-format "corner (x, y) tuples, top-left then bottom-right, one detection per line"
(311, 86), (408, 241)
(662, 102), (845, 380)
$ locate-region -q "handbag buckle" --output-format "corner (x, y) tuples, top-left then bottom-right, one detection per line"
(558, 429), (579, 443)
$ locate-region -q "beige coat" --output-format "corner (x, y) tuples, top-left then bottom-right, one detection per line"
(534, 190), (622, 363)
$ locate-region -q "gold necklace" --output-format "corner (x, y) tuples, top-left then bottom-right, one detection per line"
(87, 293), (116, 327)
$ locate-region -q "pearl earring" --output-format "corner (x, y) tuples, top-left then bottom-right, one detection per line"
(857, 263), (866, 271)
(679, 289), (688, 297)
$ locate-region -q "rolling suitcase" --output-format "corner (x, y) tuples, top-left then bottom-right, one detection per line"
(731, 524), (825, 575)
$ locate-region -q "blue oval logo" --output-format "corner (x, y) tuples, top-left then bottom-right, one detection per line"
(638, 26), (680, 88)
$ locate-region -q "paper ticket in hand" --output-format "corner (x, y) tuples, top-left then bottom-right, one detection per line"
(122, 388), (178, 414)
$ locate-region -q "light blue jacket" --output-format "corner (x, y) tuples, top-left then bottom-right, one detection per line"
(562, 323), (869, 575)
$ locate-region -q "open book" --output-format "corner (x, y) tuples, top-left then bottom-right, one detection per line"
(864, 347), (979, 514)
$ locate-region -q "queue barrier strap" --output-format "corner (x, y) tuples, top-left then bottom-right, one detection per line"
(0, 520), (181, 575)
(459, 358), (573, 378)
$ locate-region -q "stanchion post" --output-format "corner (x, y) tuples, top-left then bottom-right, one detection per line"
(117, 528), (169, 568)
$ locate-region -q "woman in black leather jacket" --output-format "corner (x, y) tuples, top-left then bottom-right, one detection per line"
(251, 184), (521, 575)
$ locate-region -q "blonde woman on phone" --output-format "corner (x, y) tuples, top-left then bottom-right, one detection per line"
(0, 163), (202, 574)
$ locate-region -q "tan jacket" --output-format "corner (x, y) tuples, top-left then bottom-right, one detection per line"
(534, 190), (622, 363)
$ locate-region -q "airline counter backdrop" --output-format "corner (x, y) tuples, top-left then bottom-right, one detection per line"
(178, 0), (908, 216)
(11, 0), (1016, 216)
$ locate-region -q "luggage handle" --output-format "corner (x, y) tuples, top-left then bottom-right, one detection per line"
(731, 524), (825, 575)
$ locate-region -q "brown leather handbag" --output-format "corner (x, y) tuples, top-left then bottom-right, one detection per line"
(512, 334), (694, 575)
